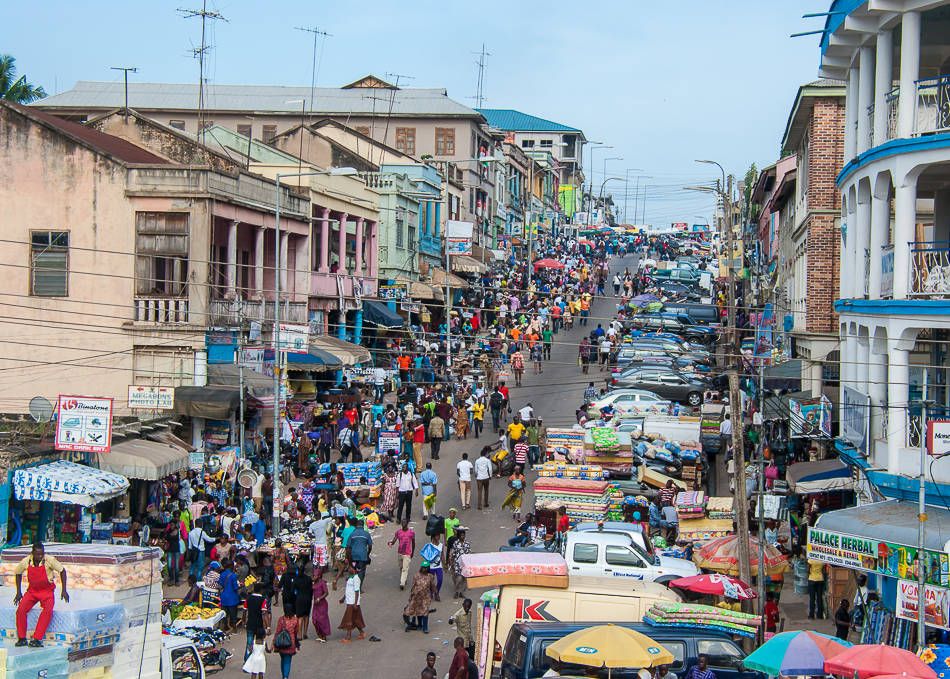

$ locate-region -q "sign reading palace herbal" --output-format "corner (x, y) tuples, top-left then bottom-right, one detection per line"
(807, 526), (950, 587)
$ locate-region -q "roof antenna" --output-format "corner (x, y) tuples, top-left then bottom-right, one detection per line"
(474, 43), (490, 108)
(110, 66), (138, 123)
(178, 0), (227, 144)
(296, 26), (332, 116)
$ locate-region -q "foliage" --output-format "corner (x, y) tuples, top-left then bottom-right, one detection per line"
(0, 55), (46, 104)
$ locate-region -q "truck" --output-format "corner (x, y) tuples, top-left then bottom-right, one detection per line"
(162, 635), (207, 679)
(476, 578), (679, 679)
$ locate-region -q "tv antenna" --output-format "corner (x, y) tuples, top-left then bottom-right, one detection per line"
(110, 66), (138, 122)
(295, 26), (332, 115)
(178, 0), (227, 143)
(474, 43), (490, 108)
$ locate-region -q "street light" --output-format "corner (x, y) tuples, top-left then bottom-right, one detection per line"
(632, 174), (653, 225)
(623, 168), (644, 224)
(271, 165), (357, 532)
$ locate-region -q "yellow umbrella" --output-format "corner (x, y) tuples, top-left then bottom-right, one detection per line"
(545, 625), (674, 672)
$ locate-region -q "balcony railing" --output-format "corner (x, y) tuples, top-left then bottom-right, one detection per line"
(210, 299), (308, 325)
(886, 87), (899, 140)
(910, 241), (950, 298)
(881, 245), (894, 298)
(907, 404), (950, 448)
(134, 297), (190, 323)
(915, 76), (950, 135)
(866, 104), (874, 150)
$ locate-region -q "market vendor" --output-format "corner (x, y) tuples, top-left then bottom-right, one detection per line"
(13, 542), (69, 648)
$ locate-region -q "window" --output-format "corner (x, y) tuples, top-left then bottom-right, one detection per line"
(572, 543), (598, 564)
(435, 127), (456, 156)
(356, 125), (371, 136)
(395, 209), (405, 248)
(30, 231), (69, 296)
(696, 640), (745, 669)
(237, 124), (252, 138)
(395, 127), (416, 155)
(135, 212), (189, 296)
(168, 120), (186, 131)
(262, 124), (277, 143)
(407, 226), (416, 252)
(539, 139), (553, 148)
(521, 139), (535, 149)
(562, 134), (576, 158)
(605, 545), (644, 568)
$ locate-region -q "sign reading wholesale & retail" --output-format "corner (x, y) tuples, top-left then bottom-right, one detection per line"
(55, 395), (114, 454)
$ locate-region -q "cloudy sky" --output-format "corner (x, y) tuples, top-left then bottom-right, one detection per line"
(3, 1), (828, 225)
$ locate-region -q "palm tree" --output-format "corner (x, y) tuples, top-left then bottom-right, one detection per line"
(0, 55), (46, 104)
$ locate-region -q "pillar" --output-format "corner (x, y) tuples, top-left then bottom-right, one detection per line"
(435, 202), (442, 237)
(367, 221), (378, 277)
(893, 180), (916, 299)
(337, 311), (347, 340)
(842, 332), (858, 391)
(845, 66), (859, 160)
(898, 11), (921, 138)
(868, 345), (887, 446)
(354, 310), (363, 345)
(855, 187), (871, 298)
(869, 182), (889, 298)
(426, 202), (434, 237)
(319, 207), (331, 273)
(279, 232), (289, 295)
(873, 29), (893, 146)
(809, 361), (823, 398)
(857, 332), (870, 396)
(227, 220), (238, 298)
(857, 46), (875, 154)
(337, 212), (349, 274)
(254, 226), (265, 298)
(842, 190), (856, 299)
(886, 346), (909, 472)
(355, 217), (365, 274)
(419, 201), (426, 236)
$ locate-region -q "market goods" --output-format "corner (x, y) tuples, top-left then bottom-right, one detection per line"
(705, 497), (735, 520)
(172, 605), (222, 621)
(536, 462), (605, 480)
(675, 490), (706, 520)
(645, 601), (761, 638)
(533, 477), (612, 524)
(590, 427), (620, 451)
(317, 461), (382, 494)
(676, 518), (734, 543)
(460, 552), (568, 589)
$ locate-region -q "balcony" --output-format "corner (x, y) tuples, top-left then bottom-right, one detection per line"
(209, 299), (308, 325)
(915, 76), (950, 136)
(910, 241), (950, 298)
(419, 233), (441, 258)
(134, 297), (190, 324)
(881, 245), (894, 298)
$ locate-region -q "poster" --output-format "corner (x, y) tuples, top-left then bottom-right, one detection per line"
(379, 284), (408, 301)
(447, 237), (472, 256)
(127, 386), (174, 410)
(928, 419), (950, 456)
(896, 581), (950, 630)
(377, 430), (402, 456)
(277, 323), (310, 353)
(55, 395), (114, 453)
(203, 420), (231, 446)
(789, 395), (833, 438)
(447, 220), (473, 255)
(401, 301), (422, 314)
(545, 428), (586, 462)
(240, 346), (266, 374)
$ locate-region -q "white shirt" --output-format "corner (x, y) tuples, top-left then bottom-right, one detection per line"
(308, 517), (330, 546)
(457, 459), (474, 482)
(720, 419), (733, 436)
(519, 406), (534, 421)
(373, 367), (386, 385)
(474, 456), (493, 481)
(187, 526), (214, 551)
(344, 574), (361, 606)
(600, 339), (612, 353)
(397, 472), (419, 492)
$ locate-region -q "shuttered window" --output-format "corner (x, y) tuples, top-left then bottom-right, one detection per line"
(30, 231), (69, 297)
(135, 212), (190, 296)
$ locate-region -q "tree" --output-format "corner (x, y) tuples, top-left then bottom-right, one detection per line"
(742, 163), (759, 222)
(0, 55), (46, 104)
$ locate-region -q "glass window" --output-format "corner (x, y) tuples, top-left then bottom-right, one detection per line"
(605, 545), (644, 568)
(395, 127), (416, 155)
(237, 124), (252, 138)
(521, 139), (535, 148)
(572, 543), (598, 564)
(135, 213), (189, 296)
(168, 120), (186, 131)
(262, 124), (277, 143)
(697, 640), (745, 668)
(435, 127), (456, 156)
(30, 231), (69, 297)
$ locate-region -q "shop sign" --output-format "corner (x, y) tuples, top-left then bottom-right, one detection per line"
(277, 323), (309, 354)
(343, 366), (394, 382)
(928, 419), (950, 456)
(401, 301), (422, 314)
(188, 452), (205, 471)
(379, 284), (408, 301)
(896, 581), (950, 630)
(447, 237), (472, 256)
(790, 395), (832, 439)
(841, 386), (871, 454)
(55, 395), (114, 454)
(377, 430), (402, 456)
(545, 428), (586, 462)
(127, 386), (174, 410)
(240, 346), (265, 374)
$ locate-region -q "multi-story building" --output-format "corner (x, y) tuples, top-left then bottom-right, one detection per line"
(818, 0), (950, 496)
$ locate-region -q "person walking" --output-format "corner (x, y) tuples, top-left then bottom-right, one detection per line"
(489, 388), (504, 433)
(510, 348), (525, 387)
(502, 466), (526, 522)
(338, 564), (366, 643)
(292, 558), (313, 640)
(834, 599), (851, 640)
(449, 598), (475, 659)
(578, 338), (592, 374)
(448, 527), (472, 599)
(396, 462), (419, 523)
(427, 532), (445, 600)
(428, 414), (445, 460)
(457, 453), (474, 510)
(474, 447), (493, 510)
(310, 568), (331, 643)
(389, 519), (415, 590)
(419, 463), (439, 518)
(244, 582), (271, 660)
(412, 418), (426, 469)
(530, 342), (543, 374)
(403, 563), (438, 633)
(242, 629), (267, 679)
(187, 522), (216, 580)
(272, 604), (299, 679)
(471, 399), (485, 439)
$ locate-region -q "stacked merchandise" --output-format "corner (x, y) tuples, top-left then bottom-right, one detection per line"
(459, 553), (568, 589)
(0, 544), (163, 679)
(705, 497), (735, 520)
(861, 601), (916, 649)
(4, 645), (68, 679)
(675, 491), (706, 520)
(318, 461), (382, 496)
(536, 462), (605, 480)
(604, 484), (626, 522)
(533, 478), (612, 526)
(585, 429), (635, 476)
(644, 601), (761, 638)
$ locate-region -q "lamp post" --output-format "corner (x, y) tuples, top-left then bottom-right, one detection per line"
(272, 165), (357, 533)
(623, 168), (644, 224)
(587, 144), (611, 230)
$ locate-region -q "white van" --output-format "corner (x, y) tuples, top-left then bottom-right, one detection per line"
(563, 530), (698, 582)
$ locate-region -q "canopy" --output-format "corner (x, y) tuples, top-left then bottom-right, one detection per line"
(285, 345), (344, 370)
(743, 631), (852, 677)
(394, 277), (443, 301)
(545, 625), (674, 670)
(13, 460), (129, 507)
(533, 258), (566, 270)
(787, 458), (854, 494)
(431, 267), (468, 288)
(310, 334), (371, 366)
(98, 437), (190, 480)
(362, 300), (404, 328)
(451, 255), (488, 275)
(824, 644), (937, 679)
(669, 574), (755, 599)
(693, 534), (789, 576)
(814, 500), (950, 554)
(208, 363), (275, 399)
(174, 385), (240, 419)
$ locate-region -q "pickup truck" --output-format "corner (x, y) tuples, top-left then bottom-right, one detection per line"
(162, 636), (207, 679)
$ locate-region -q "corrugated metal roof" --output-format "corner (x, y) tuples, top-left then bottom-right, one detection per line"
(477, 108), (580, 133)
(37, 81), (481, 118)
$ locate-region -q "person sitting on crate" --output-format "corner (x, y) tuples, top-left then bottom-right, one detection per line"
(13, 542), (69, 648)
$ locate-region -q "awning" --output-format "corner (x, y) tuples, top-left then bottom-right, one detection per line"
(174, 385), (240, 419)
(363, 300), (404, 328)
(431, 267), (468, 288)
(451, 255), (489, 275)
(12, 460), (129, 506)
(208, 363), (275, 399)
(310, 334), (371, 366)
(763, 358), (803, 392)
(394, 277), (444, 301)
(787, 458), (854, 494)
(98, 437), (190, 480)
(814, 500), (950, 553)
(285, 345), (343, 370)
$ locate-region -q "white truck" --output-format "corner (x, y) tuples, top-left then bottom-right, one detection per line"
(161, 636), (207, 679)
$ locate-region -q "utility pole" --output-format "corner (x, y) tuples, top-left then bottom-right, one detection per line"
(179, 0), (227, 144)
(110, 66), (137, 123)
(918, 399), (933, 649)
(474, 44), (490, 109)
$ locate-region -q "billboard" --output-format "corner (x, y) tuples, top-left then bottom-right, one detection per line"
(127, 386), (174, 410)
(789, 395), (832, 439)
(277, 323), (310, 354)
(55, 395), (114, 453)
(841, 386), (871, 454)
(446, 220), (474, 256)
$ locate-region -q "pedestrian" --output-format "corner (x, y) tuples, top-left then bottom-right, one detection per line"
(475, 446), (493, 510)
(489, 387), (504, 432)
(502, 466), (526, 522)
(457, 453), (474, 509)
(450, 636), (471, 679)
(685, 655), (716, 679)
(427, 532), (445, 600)
(338, 564), (366, 643)
(763, 592), (779, 634)
(396, 462), (419, 523)
(292, 558), (313, 640)
(807, 557), (827, 619)
(13, 542), (69, 648)
(272, 603), (299, 679)
(244, 582), (271, 660)
(187, 523), (216, 580)
(242, 628), (267, 679)
(852, 573), (869, 630)
(389, 518), (416, 590)
(403, 563), (438, 633)
(449, 598), (475, 659)
(345, 519), (373, 586)
(531, 342), (543, 374)
(471, 399), (485, 438)
(834, 599), (851, 640)
(422, 651), (438, 679)
(448, 527), (472, 599)
(429, 413), (445, 460)
(511, 348), (525, 387)
(310, 568), (331, 643)
(419, 462), (439, 518)
(218, 559), (241, 632)
(555, 506), (570, 549)
(412, 418), (426, 469)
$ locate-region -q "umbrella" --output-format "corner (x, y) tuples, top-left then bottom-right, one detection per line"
(578, 239), (595, 247)
(630, 294), (660, 307)
(919, 645), (950, 679)
(669, 574), (756, 600)
(693, 534), (789, 576)
(743, 631), (852, 676)
(546, 625), (674, 677)
(825, 645), (938, 679)
(533, 258), (566, 270)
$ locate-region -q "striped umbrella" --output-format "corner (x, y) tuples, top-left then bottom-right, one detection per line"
(743, 631), (852, 676)
(693, 534), (789, 577)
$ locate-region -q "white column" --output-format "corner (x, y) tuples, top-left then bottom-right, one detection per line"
(226, 220), (238, 298)
(857, 46), (875, 154)
(279, 232), (289, 294)
(898, 11), (921, 138)
(254, 226), (265, 299)
(893, 180), (917, 298)
(354, 216), (365, 274)
(868, 347), (887, 445)
(855, 190), (871, 298)
(318, 207), (331, 273)
(842, 332), (858, 391)
(857, 332), (870, 395)
(873, 29), (894, 145)
(337, 213), (349, 274)
(842, 190), (855, 298)
(868, 188), (889, 298)
(886, 346), (909, 472)
(845, 66), (860, 160)
(809, 361), (823, 398)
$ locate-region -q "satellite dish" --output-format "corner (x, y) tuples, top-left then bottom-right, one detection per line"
(29, 396), (54, 423)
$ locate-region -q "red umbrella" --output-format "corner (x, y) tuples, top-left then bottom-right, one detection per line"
(668, 573), (756, 600)
(825, 645), (938, 679)
(693, 534), (789, 576)
(533, 258), (565, 270)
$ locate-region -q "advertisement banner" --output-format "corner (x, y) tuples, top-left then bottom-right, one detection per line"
(789, 395), (832, 439)
(928, 419), (950, 457)
(806, 527), (879, 570)
(446, 220), (474, 239)
(376, 430), (402, 456)
(545, 428), (586, 462)
(277, 323), (310, 354)
(378, 284), (408, 301)
(752, 303), (774, 366)
(401, 301), (422, 314)
(240, 346), (266, 374)
(841, 386), (871, 454)
(127, 386), (174, 410)
(55, 395), (114, 453)
(446, 237), (472, 256)
(896, 581), (950, 630)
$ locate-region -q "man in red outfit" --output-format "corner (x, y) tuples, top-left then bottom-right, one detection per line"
(14, 542), (69, 647)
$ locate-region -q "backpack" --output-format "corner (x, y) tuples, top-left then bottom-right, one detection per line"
(273, 627), (293, 650)
(425, 514), (445, 537)
(489, 392), (503, 410)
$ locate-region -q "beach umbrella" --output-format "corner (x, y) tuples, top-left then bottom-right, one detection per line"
(919, 645), (950, 679)
(545, 625), (674, 678)
(742, 631), (852, 676)
(669, 574), (756, 600)
(825, 644), (938, 679)
(533, 258), (566, 270)
(693, 534), (789, 576)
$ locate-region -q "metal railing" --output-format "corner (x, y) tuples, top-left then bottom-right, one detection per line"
(209, 299), (308, 325)
(910, 241), (950, 297)
(886, 87), (899, 140)
(907, 404), (950, 448)
(863, 247), (870, 298)
(915, 76), (950, 135)
(134, 296), (190, 323)
(866, 104), (875, 149)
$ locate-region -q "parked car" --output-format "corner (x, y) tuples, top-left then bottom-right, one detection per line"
(628, 314), (717, 344)
(654, 280), (701, 299)
(662, 302), (721, 326)
(627, 340), (711, 365)
(616, 353), (699, 372)
(585, 389), (671, 419)
(611, 366), (707, 406)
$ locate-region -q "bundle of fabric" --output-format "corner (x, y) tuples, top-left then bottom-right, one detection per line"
(644, 601), (761, 638)
(6, 644), (68, 678)
(459, 552), (568, 589)
(590, 427), (620, 452)
(676, 518), (734, 543)
(533, 477), (612, 525)
(706, 496), (735, 520)
(536, 462), (605, 480)
(675, 490), (707, 520)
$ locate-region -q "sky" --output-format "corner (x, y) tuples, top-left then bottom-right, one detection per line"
(2, 1), (828, 226)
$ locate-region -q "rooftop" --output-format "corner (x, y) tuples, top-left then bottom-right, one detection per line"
(476, 108), (581, 133)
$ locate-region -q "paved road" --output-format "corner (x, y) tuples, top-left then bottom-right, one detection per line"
(215, 252), (640, 678)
